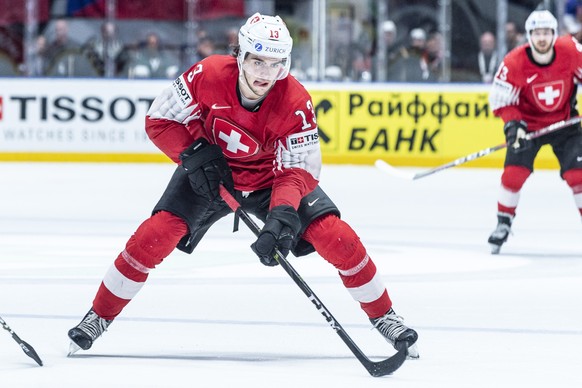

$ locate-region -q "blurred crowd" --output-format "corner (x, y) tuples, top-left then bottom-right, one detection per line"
(2, 1), (582, 83)
(20, 19), (232, 79)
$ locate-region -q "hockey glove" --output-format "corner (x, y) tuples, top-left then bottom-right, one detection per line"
(251, 205), (301, 266)
(180, 138), (234, 201)
(504, 120), (530, 153)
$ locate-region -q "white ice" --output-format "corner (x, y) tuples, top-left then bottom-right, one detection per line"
(1, 162), (581, 388)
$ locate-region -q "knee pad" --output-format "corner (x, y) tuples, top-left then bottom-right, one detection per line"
(501, 165), (531, 192)
(304, 214), (365, 270)
(563, 168), (582, 193)
(126, 211), (188, 269)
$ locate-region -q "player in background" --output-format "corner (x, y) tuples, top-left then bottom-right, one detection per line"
(487, 10), (582, 254)
(67, 13), (418, 359)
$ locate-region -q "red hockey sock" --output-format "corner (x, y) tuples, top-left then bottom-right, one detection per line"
(93, 211), (188, 319)
(498, 165), (531, 216)
(302, 214), (391, 318)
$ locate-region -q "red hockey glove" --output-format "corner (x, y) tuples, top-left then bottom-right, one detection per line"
(180, 138), (234, 201)
(251, 205), (301, 266)
(504, 120), (530, 153)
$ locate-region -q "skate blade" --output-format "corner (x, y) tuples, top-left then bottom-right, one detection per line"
(67, 341), (81, 357)
(406, 343), (420, 360)
(489, 243), (501, 254)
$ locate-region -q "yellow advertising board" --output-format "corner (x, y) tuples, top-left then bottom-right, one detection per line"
(307, 84), (560, 170)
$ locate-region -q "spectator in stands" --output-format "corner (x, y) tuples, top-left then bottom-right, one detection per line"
(224, 27), (239, 53)
(30, 35), (48, 76)
(45, 19), (79, 70)
(381, 20), (406, 81)
(84, 21), (128, 77)
(194, 36), (215, 62)
(401, 28), (429, 82)
(351, 17), (374, 81)
(290, 27), (311, 81)
(505, 21), (526, 52)
(424, 31), (444, 81)
(0, 48), (18, 76)
(128, 32), (180, 79)
(476, 31), (498, 83)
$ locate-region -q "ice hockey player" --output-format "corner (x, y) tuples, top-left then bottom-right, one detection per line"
(67, 13), (419, 360)
(487, 9), (582, 254)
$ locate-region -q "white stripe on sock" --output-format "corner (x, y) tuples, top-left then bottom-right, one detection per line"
(498, 184), (520, 208)
(102, 264), (144, 300)
(346, 272), (386, 303)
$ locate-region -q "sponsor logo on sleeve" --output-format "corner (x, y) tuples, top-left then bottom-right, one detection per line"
(172, 75), (193, 108)
(287, 128), (320, 152)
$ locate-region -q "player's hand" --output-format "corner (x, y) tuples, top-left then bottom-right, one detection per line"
(180, 138), (234, 201)
(251, 205), (301, 266)
(504, 120), (530, 153)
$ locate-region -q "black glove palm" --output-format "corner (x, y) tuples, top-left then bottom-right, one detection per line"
(180, 138), (234, 201)
(251, 205), (301, 266)
(504, 120), (530, 153)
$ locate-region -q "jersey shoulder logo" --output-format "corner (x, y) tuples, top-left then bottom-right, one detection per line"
(532, 81), (565, 112)
(211, 117), (260, 159)
(286, 128), (319, 153)
(172, 75), (193, 108)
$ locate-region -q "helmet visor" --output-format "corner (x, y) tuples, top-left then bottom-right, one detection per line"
(242, 56), (288, 81)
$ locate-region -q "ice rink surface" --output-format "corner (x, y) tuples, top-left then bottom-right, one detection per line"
(1, 162), (581, 387)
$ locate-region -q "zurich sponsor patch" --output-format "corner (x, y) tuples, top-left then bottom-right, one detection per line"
(254, 43), (263, 52)
(265, 47), (286, 54)
(287, 128), (319, 152)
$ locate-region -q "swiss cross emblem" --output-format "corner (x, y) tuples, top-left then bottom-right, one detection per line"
(211, 117), (259, 159)
(532, 81), (564, 112)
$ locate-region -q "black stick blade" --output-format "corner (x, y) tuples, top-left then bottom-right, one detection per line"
(366, 346), (407, 377)
(18, 339), (44, 366)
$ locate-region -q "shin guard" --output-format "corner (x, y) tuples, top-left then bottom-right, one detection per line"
(93, 211), (188, 319)
(303, 215), (391, 318)
(498, 165), (531, 215)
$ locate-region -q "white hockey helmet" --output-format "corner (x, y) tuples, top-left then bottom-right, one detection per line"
(525, 10), (558, 47)
(238, 12), (293, 80)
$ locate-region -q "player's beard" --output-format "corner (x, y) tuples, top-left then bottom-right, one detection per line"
(533, 43), (551, 55)
(531, 40), (554, 64)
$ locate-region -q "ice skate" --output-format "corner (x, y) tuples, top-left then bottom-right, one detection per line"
(67, 309), (112, 356)
(488, 212), (513, 254)
(371, 308), (419, 359)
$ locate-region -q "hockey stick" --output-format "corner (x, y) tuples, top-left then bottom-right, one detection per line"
(218, 186), (407, 377)
(0, 315), (43, 366)
(376, 116), (582, 180)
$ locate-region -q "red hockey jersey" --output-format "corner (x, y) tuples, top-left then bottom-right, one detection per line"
(489, 35), (582, 130)
(145, 55), (321, 209)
